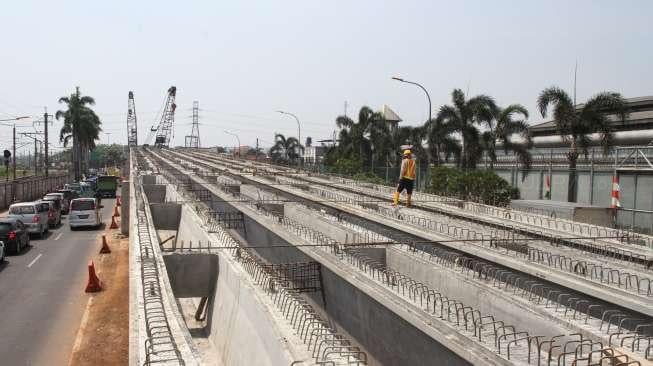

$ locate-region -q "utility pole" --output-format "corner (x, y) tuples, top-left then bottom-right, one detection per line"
(44, 108), (51, 177)
(21, 132), (44, 176)
(13, 125), (16, 179)
(34, 138), (38, 174)
(33, 109), (53, 177)
(256, 138), (259, 161)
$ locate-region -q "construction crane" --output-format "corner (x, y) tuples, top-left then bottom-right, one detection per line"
(152, 86), (177, 148)
(184, 100), (200, 148)
(126, 91), (138, 147)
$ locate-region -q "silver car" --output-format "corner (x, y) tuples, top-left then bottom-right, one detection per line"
(69, 198), (102, 229)
(8, 202), (49, 238)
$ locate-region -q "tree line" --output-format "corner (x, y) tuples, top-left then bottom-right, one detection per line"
(270, 86), (628, 201)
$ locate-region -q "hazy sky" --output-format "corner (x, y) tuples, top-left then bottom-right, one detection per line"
(0, 0), (651, 155)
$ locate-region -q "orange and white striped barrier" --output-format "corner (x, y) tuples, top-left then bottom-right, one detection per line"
(610, 175), (621, 208)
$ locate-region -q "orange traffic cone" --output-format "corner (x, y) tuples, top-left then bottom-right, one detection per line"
(100, 235), (111, 254)
(85, 261), (103, 293)
(113, 205), (120, 217)
(116, 196), (121, 207)
(110, 215), (119, 229)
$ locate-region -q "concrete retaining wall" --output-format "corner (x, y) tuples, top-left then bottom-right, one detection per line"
(143, 184), (167, 203)
(150, 203), (182, 230)
(164, 253), (218, 298)
(206, 253), (298, 366)
(142, 175), (157, 185)
(0, 174), (69, 210)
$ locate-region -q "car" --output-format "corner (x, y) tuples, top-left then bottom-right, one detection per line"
(56, 189), (78, 213)
(0, 218), (30, 254)
(69, 198), (103, 229)
(43, 193), (65, 214)
(37, 200), (62, 227)
(7, 202), (49, 238)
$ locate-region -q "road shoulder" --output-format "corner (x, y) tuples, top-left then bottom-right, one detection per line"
(68, 227), (129, 366)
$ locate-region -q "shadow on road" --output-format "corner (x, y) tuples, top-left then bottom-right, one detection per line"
(71, 223), (106, 231)
(9, 244), (33, 257)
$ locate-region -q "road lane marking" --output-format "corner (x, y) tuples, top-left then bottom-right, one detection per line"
(27, 253), (43, 268)
(54, 233), (63, 241)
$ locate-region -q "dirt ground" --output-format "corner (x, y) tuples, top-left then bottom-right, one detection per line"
(68, 220), (129, 366)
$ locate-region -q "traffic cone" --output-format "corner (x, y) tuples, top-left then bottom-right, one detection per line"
(113, 205), (120, 217)
(85, 260), (103, 293)
(116, 196), (121, 207)
(100, 235), (111, 254)
(110, 215), (119, 229)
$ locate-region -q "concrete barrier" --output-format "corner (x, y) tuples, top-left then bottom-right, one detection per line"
(0, 174), (69, 210)
(120, 180), (129, 235)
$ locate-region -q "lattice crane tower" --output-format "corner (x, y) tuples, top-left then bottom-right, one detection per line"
(127, 91), (138, 146)
(153, 86), (177, 148)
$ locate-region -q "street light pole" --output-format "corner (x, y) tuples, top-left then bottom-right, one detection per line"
(276, 110), (302, 165)
(276, 111), (301, 145)
(391, 77), (437, 165)
(224, 130), (240, 157)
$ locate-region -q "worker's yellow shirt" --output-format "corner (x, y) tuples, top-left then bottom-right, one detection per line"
(401, 158), (416, 180)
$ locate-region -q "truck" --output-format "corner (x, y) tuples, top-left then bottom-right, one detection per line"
(96, 175), (118, 198)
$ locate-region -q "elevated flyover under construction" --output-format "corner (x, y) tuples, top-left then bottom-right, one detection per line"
(127, 146), (653, 366)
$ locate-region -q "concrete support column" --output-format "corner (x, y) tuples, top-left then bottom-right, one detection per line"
(121, 180), (130, 235)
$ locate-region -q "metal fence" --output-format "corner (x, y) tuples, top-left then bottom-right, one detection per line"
(0, 174), (70, 210)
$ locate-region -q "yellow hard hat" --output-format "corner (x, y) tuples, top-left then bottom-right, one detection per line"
(403, 149), (412, 155)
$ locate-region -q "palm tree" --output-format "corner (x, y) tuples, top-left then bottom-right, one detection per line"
(435, 89), (497, 169)
(269, 133), (301, 164)
(335, 106), (384, 167)
(56, 87), (102, 180)
(481, 105), (533, 170)
(537, 86), (627, 202)
(426, 118), (461, 164)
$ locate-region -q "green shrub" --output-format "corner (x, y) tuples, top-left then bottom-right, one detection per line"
(427, 167), (519, 206)
(352, 172), (385, 185)
(323, 154), (387, 184)
(327, 156), (363, 176)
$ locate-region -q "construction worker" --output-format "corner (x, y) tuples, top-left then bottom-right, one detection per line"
(393, 149), (416, 207)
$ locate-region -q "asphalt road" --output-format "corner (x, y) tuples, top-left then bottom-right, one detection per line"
(0, 198), (116, 366)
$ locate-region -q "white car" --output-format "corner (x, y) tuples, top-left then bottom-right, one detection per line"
(69, 198), (103, 229)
